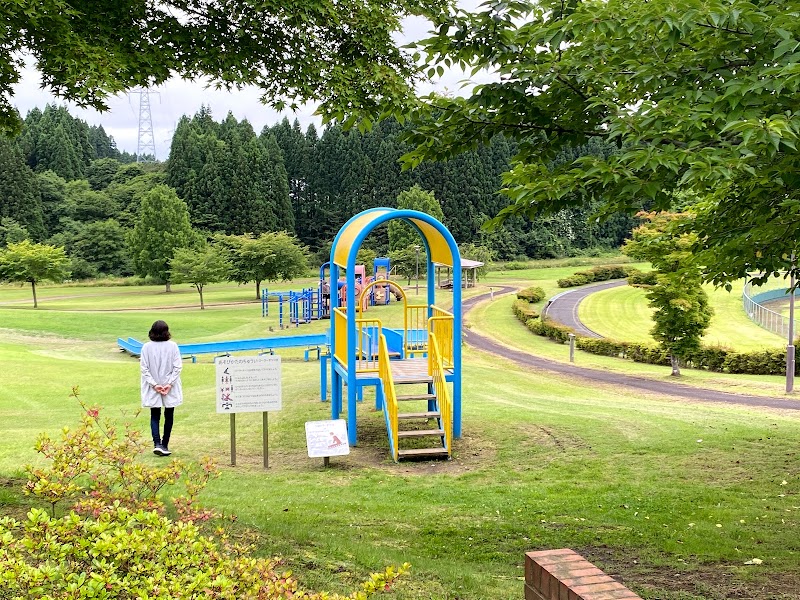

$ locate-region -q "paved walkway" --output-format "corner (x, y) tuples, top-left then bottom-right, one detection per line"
(541, 279), (628, 337)
(462, 287), (800, 411)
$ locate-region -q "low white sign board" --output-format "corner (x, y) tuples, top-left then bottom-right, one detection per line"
(215, 356), (282, 413)
(305, 419), (350, 458)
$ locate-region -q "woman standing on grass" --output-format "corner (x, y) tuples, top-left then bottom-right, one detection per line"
(140, 320), (183, 456)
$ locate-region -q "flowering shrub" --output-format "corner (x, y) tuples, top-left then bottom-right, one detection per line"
(2, 388), (411, 599)
(25, 387), (217, 523)
(0, 507), (409, 599)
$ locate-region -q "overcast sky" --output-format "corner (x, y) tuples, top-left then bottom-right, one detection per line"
(11, 6), (484, 161)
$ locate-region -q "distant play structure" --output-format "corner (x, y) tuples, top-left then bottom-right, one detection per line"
(327, 208), (462, 461)
(262, 288), (324, 328)
(261, 257), (393, 328)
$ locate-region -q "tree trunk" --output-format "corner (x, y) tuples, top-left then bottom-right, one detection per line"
(256, 280), (261, 300)
(165, 281), (172, 293)
(30, 279), (38, 308)
(199, 285), (205, 310)
(670, 354), (681, 376)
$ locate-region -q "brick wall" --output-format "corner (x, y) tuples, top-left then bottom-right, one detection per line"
(525, 549), (641, 600)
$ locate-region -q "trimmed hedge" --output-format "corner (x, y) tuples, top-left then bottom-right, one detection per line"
(516, 286), (546, 303)
(627, 270), (658, 286)
(512, 299), (540, 321)
(557, 265), (639, 288)
(525, 317), (574, 343)
(512, 303), (799, 375)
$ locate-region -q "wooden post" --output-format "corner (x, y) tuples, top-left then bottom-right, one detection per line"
(263, 411), (269, 469)
(230, 413), (236, 466)
(569, 333), (576, 363)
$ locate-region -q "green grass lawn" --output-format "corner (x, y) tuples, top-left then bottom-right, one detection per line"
(2, 275), (800, 599)
(579, 281), (785, 350)
(470, 291), (792, 398)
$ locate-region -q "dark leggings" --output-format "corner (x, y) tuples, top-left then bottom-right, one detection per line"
(150, 407), (174, 447)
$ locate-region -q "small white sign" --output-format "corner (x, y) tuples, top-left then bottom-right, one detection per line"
(305, 419), (350, 458)
(216, 356), (282, 413)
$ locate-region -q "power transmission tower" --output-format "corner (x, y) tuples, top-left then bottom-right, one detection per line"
(129, 88), (159, 162)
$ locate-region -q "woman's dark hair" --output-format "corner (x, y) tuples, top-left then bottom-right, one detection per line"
(148, 320), (171, 342)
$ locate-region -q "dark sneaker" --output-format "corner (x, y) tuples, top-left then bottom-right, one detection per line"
(160, 445), (172, 456)
(153, 445), (166, 456)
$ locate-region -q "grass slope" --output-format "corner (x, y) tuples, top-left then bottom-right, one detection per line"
(579, 281), (784, 350)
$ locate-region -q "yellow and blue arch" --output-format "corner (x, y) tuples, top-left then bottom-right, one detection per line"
(329, 207), (463, 445)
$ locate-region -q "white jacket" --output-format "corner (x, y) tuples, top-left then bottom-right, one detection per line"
(140, 340), (184, 408)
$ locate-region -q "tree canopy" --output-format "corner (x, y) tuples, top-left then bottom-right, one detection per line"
(128, 185), (198, 290)
(0, 239), (70, 307)
(623, 213), (713, 376)
(170, 244), (230, 309)
(2, 0), (449, 135)
(392, 0), (800, 285)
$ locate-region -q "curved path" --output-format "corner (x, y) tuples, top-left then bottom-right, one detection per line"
(462, 287), (800, 411)
(541, 279), (628, 337)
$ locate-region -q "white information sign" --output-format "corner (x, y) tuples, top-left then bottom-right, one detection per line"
(215, 356), (282, 413)
(305, 419), (350, 458)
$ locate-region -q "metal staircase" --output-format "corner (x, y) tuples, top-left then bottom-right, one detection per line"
(377, 332), (452, 461)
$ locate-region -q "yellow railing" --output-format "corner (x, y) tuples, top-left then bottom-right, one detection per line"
(404, 303), (428, 356)
(355, 318), (382, 373)
(333, 308), (348, 365)
(377, 333), (400, 461)
(429, 332), (452, 457)
(428, 306), (454, 373)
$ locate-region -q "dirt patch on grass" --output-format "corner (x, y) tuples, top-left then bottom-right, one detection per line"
(579, 545), (800, 599)
(211, 409), (496, 475)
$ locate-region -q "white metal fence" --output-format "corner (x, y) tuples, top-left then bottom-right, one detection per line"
(742, 280), (795, 339)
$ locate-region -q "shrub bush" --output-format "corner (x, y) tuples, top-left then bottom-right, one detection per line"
(556, 273), (593, 288)
(526, 318), (574, 343)
(8, 389), (410, 600)
(0, 507), (408, 599)
(512, 299), (539, 321)
(503, 261), (530, 270)
(557, 265), (638, 288)
(516, 286), (546, 303)
(627, 269), (658, 286)
(510, 301), (796, 374)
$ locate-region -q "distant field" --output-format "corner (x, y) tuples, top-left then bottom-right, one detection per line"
(579, 280), (784, 351)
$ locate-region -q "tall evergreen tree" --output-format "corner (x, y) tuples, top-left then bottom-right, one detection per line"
(87, 125), (120, 160)
(0, 138), (45, 239)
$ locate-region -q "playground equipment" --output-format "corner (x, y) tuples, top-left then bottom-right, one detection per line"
(319, 258), (393, 315)
(118, 333), (328, 362)
(262, 287), (323, 328)
(328, 208), (462, 462)
(371, 257), (392, 305)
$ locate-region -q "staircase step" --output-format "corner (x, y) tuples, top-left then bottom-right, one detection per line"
(398, 411), (440, 420)
(398, 448), (450, 458)
(397, 428), (445, 438)
(396, 393), (436, 401)
(394, 377), (433, 384)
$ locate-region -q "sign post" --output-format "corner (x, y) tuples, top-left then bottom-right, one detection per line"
(305, 419), (350, 466)
(216, 356), (282, 468)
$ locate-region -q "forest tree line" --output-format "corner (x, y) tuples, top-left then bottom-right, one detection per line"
(0, 104), (636, 280)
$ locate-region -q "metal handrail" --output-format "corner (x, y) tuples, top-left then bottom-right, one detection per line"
(429, 332), (452, 457)
(355, 318), (382, 373)
(427, 305), (454, 374)
(404, 303), (428, 356)
(743, 280), (794, 339)
(377, 334), (399, 461)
